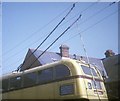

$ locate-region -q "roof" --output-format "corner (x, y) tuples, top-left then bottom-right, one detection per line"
(24, 49), (108, 77)
(30, 49), (62, 65)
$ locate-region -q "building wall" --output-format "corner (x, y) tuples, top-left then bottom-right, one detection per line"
(102, 54), (120, 99)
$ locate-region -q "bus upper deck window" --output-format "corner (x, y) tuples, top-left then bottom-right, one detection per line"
(38, 68), (53, 84)
(81, 65), (97, 77)
(10, 76), (22, 90)
(23, 72), (37, 87)
(55, 64), (70, 79)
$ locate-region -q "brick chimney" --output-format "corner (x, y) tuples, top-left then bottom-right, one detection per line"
(59, 44), (69, 57)
(105, 50), (115, 58)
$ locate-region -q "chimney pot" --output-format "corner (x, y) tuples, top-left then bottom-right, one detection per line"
(59, 44), (69, 57)
(105, 49), (115, 58)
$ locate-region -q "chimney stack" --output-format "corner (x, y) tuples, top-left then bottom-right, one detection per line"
(59, 44), (69, 57)
(105, 50), (115, 58)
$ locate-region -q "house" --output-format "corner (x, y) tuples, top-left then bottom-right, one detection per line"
(19, 45), (108, 79)
(102, 50), (120, 99)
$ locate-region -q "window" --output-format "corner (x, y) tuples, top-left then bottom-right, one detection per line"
(60, 84), (74, 95)
(88, 82), (92, 89)
(91, 69), (98, 76)
(92, 80), (102, 89)
(23, 72), (37, 87)
(10, 76), (22, 90)
(38, 68), (53, 84)
(2, 79), (9, 92)
(55, 64), (70, 79)
(81, 65), (97, 76)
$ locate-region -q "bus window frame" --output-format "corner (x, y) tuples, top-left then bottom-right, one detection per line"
(37, 67), (54, 84)
(2, 63), (71, 93)
(54, 64), (71, 80)
(9, 76), (22, 90)
(23, 71), (38, 88)
(80, 65), (98, 77)
(59, 83), (74, 96)
(92, 80), (102, 90)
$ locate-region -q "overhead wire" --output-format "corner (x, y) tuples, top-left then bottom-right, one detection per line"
(28, 15), (82, 69)
(3, 1), (97, 72)
(3, 1), (118, 72)
(1, 2), (84, 72)
(3, 1), (100, 63)
(48, 6), (119, 100)
(4, 0), (115, 64)
(16, 3), (76, 71)
(58, 0), (101, 30)
(2, 4), (76, 61)
(73, 9), (118, 41)
(32, 5), (118, 69)
(3, 1), (99, 59)
(79, 0), (118, 26)
(2, 3), (74, 57)
(4, 12), (117, 73)
(3, 37), (43, 63)
(50, 2), (118, 53)
(61, 0), (118, 32)
(2, 3), (77, 72)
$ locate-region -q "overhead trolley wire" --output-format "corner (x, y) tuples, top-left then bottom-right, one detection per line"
(3, 1), (118, 72)
(26, 3), (75, 56)
(3, 0), (115, 63)
(49, 1), (119, 52)
(3, 1), (100, 64)
(4, 7), (118, 72)
(16, 3), (76, 71)
(53, 8), (119, 51)
(3, 1), (99, 72)
(3, 0), (100, 64)
(61, 0), (118, 30)
(3, 1), (99, 58)
(27, 2), (119, 69)
(2, 3), (74, 57)
(76, 9), (119, 40)
(2, 3), (77, 62)
(60, 0), (101, 26)
(28, 14), (82, 69)
(79, 0), (119, 25)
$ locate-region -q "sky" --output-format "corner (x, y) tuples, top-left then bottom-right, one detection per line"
(1, 1), (119, 75)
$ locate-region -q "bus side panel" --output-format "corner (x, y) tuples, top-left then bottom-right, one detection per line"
(21, 87), (37, 99)
(76, 78), (88, 98)
(21, 83), (54, 99)
(7, 90), (22, 99)
(36, 83), (54, 99)
(3, 83), (55, 99)
(2, 92), (8, 99)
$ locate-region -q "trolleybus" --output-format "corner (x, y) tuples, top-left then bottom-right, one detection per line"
(1, 58), (108, 100)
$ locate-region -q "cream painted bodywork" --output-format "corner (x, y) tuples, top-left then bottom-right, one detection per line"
(2, 58), (108, 100)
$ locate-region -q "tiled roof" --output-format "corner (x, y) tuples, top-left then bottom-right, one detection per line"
(30, 49), (61, 65)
